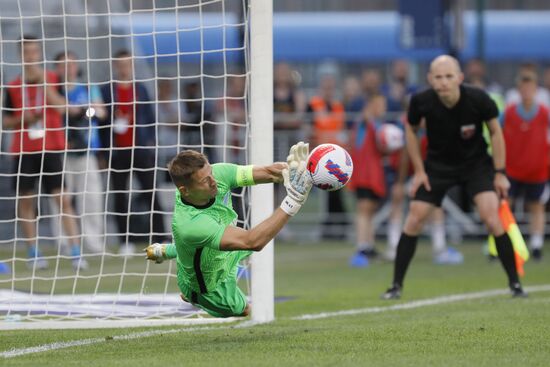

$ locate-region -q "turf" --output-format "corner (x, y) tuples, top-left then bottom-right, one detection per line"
(1, 240), (550, 366)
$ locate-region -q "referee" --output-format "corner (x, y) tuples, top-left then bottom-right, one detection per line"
(382, 55), (527, 299)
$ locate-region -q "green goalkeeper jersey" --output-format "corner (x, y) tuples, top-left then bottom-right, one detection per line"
(169, 163), (254, 294)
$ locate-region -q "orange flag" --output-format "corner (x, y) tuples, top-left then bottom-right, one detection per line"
(488, 200), (529, 277)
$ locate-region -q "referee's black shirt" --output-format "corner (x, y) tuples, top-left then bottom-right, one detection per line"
(408, 84), (499, 172)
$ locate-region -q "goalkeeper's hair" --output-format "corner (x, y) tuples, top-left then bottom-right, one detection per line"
(168, 150), (208, 187)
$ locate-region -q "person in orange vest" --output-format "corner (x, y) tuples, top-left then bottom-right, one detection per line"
(308, 76), (346, 147)
(307, 71), (348, 240)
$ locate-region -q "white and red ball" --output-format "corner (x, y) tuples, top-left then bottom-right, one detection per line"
(307, 144), (353, 191)
(376, 123), (404, 153)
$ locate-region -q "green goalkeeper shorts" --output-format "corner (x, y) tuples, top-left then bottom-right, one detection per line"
(181, 274), (247, 318)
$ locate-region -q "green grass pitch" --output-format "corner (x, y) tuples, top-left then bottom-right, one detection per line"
(1, 240), (550, 366)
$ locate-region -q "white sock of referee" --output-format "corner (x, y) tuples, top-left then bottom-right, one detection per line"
(529, 233), (544, 251)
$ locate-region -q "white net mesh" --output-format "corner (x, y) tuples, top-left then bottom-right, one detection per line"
(0, 0), (255, 327)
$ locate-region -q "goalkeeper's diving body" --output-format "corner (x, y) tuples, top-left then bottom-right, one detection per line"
(145, 143), (312, 317)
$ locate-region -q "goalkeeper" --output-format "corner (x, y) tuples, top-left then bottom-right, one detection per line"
(145, 143), (312, 317)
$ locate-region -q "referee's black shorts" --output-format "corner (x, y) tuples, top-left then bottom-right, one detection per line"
(414, 157), (495, 207)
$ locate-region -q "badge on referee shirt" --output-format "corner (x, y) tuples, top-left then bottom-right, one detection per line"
(460, 124), (476, 139)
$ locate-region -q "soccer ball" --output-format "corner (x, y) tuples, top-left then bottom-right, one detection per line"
(307, 144), (353, 191)
(376, 123), (404, 153)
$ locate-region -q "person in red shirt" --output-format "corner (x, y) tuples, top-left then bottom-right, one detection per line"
(348, 95), (388, 266)
(2, 35), (86, 270)
(99, 50), (167, 254)
(502, 69), (550, 260)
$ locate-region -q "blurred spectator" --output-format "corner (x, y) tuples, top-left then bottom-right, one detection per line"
(156, 79), (179, 176)
(218, 75), (247, 164)
(361, 69), (382, 102)
(308, 72), (345, 147)
(381, 59), (418, 114)
(469, 77), (505, 112)
(505, 63), (550, 107)
(2, 35), (85, 270)
(543, 66), (550, 92)
(348, 95), (388, 266)
(307, 68), (347, 239)
(215, 75), (248, 226)
(342, 75), (364, 128)
(98, 49), (167, 254)
(52, 50), (107, 254)
(383, 117), (410, 260)
(502, 68), (549, 261)
(223, 75), (247, 119)
(181, 80), (216, 161)
(181, 81), (200, 147)
(464, 58), (503, 95)
(274, 62), (306, 131)
(543, 65), (550, 198)
(217, 75), (247, 164)
(273, 62), (306, 220)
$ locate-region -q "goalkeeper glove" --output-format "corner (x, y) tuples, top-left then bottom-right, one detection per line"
(144, 243), (167, 264)
(281, 142), (312, 216)
(286, 141), (309, 180)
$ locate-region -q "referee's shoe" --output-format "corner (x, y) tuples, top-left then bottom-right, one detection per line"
(380, 284), (401, 300)
(510, 282), (528, 298)
(381, 283), (527, 299)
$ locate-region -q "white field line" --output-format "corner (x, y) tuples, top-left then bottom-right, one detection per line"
(0, 325), (230, 359)
(2, 284), (550, 359)
(293, 284), (550, 321)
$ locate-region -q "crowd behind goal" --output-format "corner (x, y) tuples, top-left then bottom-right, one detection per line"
(1, 35), (549, 273)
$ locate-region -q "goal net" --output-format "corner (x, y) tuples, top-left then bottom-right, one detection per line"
(0, 0), (273, 329)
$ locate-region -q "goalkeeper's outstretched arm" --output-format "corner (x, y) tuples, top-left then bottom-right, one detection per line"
(145, 142), (311, 260)
(219, 207), (291, 252)
(249, 142), (310, 185)
(252, 163), (286, 184)
(220, 142), (311, 252)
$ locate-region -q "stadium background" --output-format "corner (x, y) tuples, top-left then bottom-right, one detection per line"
(1, 0), (550, 244)
(1, 1), (550, 365)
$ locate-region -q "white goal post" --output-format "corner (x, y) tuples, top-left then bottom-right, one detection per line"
(249, 0), (274, 324)
(0, 0), (274, 329)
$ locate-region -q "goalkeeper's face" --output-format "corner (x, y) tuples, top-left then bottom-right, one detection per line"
(185, 164), (218, 201)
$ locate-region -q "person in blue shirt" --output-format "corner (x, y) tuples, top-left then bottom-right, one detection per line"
(53, 50), (108, 261)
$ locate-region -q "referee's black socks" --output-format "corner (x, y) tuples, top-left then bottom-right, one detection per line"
(392, 233), (418, 288)
(494, 233), (520, 285)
